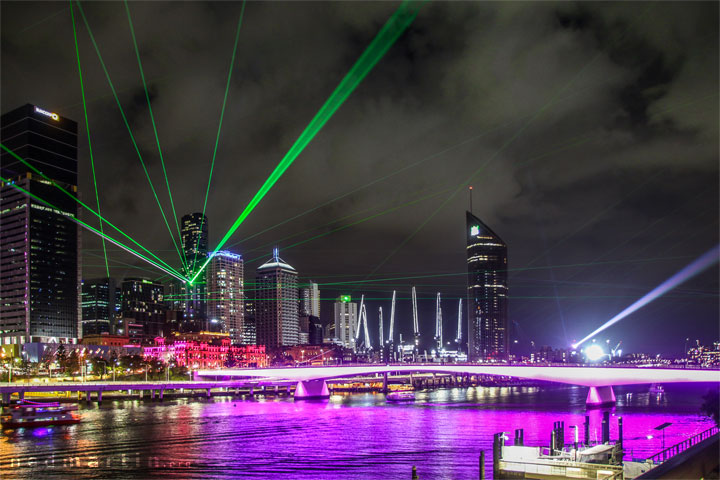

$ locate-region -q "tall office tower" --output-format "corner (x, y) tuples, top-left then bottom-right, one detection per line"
(121, 277), (166, 339)
(299, 281), (320, 317)
(334, 295), (357, 350)
(81, 278), (116, 336)
(0, 104), (81, 344)
(181, 212), (208, 330)
(466, 211), (508, 361)
(243, 300), (256, 344)
(206, 251), (244, 342)
(255, 249), (299, 348)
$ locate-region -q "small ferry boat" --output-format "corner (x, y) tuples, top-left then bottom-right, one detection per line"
(649, 384), (665, 394)
(386, 390), (415, 402)
(1, 401), (80, 429)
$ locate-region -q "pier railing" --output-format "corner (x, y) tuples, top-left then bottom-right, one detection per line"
(647, 425), (719, 464)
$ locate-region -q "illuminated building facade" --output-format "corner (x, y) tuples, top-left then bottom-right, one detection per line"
(299, 281), (320, 317)
(206, 251), (244, 342)
(143, 336), (266, 369)
(333, 295), (357, 350)
(120, 278), (166, 340)
(255, 249), (299, 348)
(81, 277), (117, 336)
(0, 104), (81, 344)
(181, 212), (208, 330)
(243, 300), (256, 344)
(466, 211), (508, 361)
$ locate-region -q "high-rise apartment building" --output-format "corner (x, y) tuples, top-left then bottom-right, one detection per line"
(466, 211), (508, 361)
(255, 249), (298, 348)
(334, 295), (357, 350)
(181, 212), (208, 330)
(206, 251), (244, 342)
(0, 104), (81, 344)
(81, 277), (117, 336)
(120, 277), (166, 339)
(299, 281), (320, 317)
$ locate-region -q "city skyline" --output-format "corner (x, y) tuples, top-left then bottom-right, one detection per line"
(0, 1), (717, 354)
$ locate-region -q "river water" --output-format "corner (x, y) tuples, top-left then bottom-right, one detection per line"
(1, 383), (716, 479)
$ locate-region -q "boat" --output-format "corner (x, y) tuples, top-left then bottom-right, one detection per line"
(649, 384), (665, 394)
(1, 401), (80, 429)
(387, 390), (415, 402)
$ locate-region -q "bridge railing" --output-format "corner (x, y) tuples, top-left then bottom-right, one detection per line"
(647, 425), (719, 464)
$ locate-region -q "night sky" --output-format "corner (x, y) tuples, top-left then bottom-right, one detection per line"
(2, 1), (718, 355)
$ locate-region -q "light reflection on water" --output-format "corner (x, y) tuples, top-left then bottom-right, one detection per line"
(0, 384), (715, 479)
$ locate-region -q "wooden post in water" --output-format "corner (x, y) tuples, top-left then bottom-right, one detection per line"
(411, 465), (419, 479)
(479, 450), (485, 480)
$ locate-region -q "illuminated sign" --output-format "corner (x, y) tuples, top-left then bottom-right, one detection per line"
(340, 295), (351, 303)
(34, 106), (59, 121)
(470, 226), (480, 236)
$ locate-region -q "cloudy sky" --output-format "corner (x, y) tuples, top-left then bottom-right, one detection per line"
(2, 1), (718, 355)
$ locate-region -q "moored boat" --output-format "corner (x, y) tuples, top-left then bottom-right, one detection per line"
(387, 390), (415, 402)
(1, 401), (80, 429)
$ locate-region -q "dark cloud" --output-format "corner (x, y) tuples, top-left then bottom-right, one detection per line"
(2, 1), (717, 354)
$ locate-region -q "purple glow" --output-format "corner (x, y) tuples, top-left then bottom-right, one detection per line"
(203, 365), (720, 387)
(2, 386), (715, 478)
(573, 244), (720, 349)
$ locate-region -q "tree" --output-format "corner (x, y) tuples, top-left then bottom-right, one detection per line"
(55, 344), (67, 372)
(90, 357), (107, 380)
(66, 349), (80, 376)
(224, 349), (237, 368)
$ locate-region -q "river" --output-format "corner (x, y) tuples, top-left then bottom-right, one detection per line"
(1, 383), (716, 479)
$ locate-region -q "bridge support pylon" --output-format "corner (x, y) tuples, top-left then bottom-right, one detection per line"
(586, 386), (616, 408)
(294, 380), (330, 400)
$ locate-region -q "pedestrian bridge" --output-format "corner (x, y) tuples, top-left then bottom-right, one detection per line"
(197, 364), (720, 406)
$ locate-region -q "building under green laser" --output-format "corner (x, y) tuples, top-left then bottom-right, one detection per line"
(0, 104), (81, 344)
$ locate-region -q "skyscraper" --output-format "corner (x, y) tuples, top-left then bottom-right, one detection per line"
(0, 104), (81, 344)
(181, 212), (208, 330)
(81, 277), (117, 336)
(120, 277), (166, 339)
(255, 249), (299, 348)
(206, 251), (244, 342)
(299, 281), (320, 317)
(466, 211), (508, 361)
(334, 295), (357, 350)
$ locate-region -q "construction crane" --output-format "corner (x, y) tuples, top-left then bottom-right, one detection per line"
(435, 292), (443, 351)
(456, 298), (462, 344)
(412, 286), (420, 347)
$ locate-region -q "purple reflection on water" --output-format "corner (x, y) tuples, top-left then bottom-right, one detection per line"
(0, 384), (716, 479)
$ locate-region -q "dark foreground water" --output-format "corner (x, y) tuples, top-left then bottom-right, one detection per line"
(1, 384), (716, 479)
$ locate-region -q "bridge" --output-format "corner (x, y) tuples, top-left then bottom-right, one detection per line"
(1, 365), (716, 407)
(197, 364), (720, 405)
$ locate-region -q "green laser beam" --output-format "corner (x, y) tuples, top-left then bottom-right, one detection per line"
(123, 0), (189, 274)
(190, 0), (425, 283)
(246, 185), (452, 264)
(1, 175), (187, 282)
(70, 0), (108, 278)
(243, 183), (443, 255)
(194, 0), (247, 276)
(75, 0), (186, 269)
(1, 144), (185, 279)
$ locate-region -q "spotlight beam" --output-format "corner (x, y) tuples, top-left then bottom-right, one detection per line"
(572, 244), (720, 349)
(190, 0), (425, 283)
